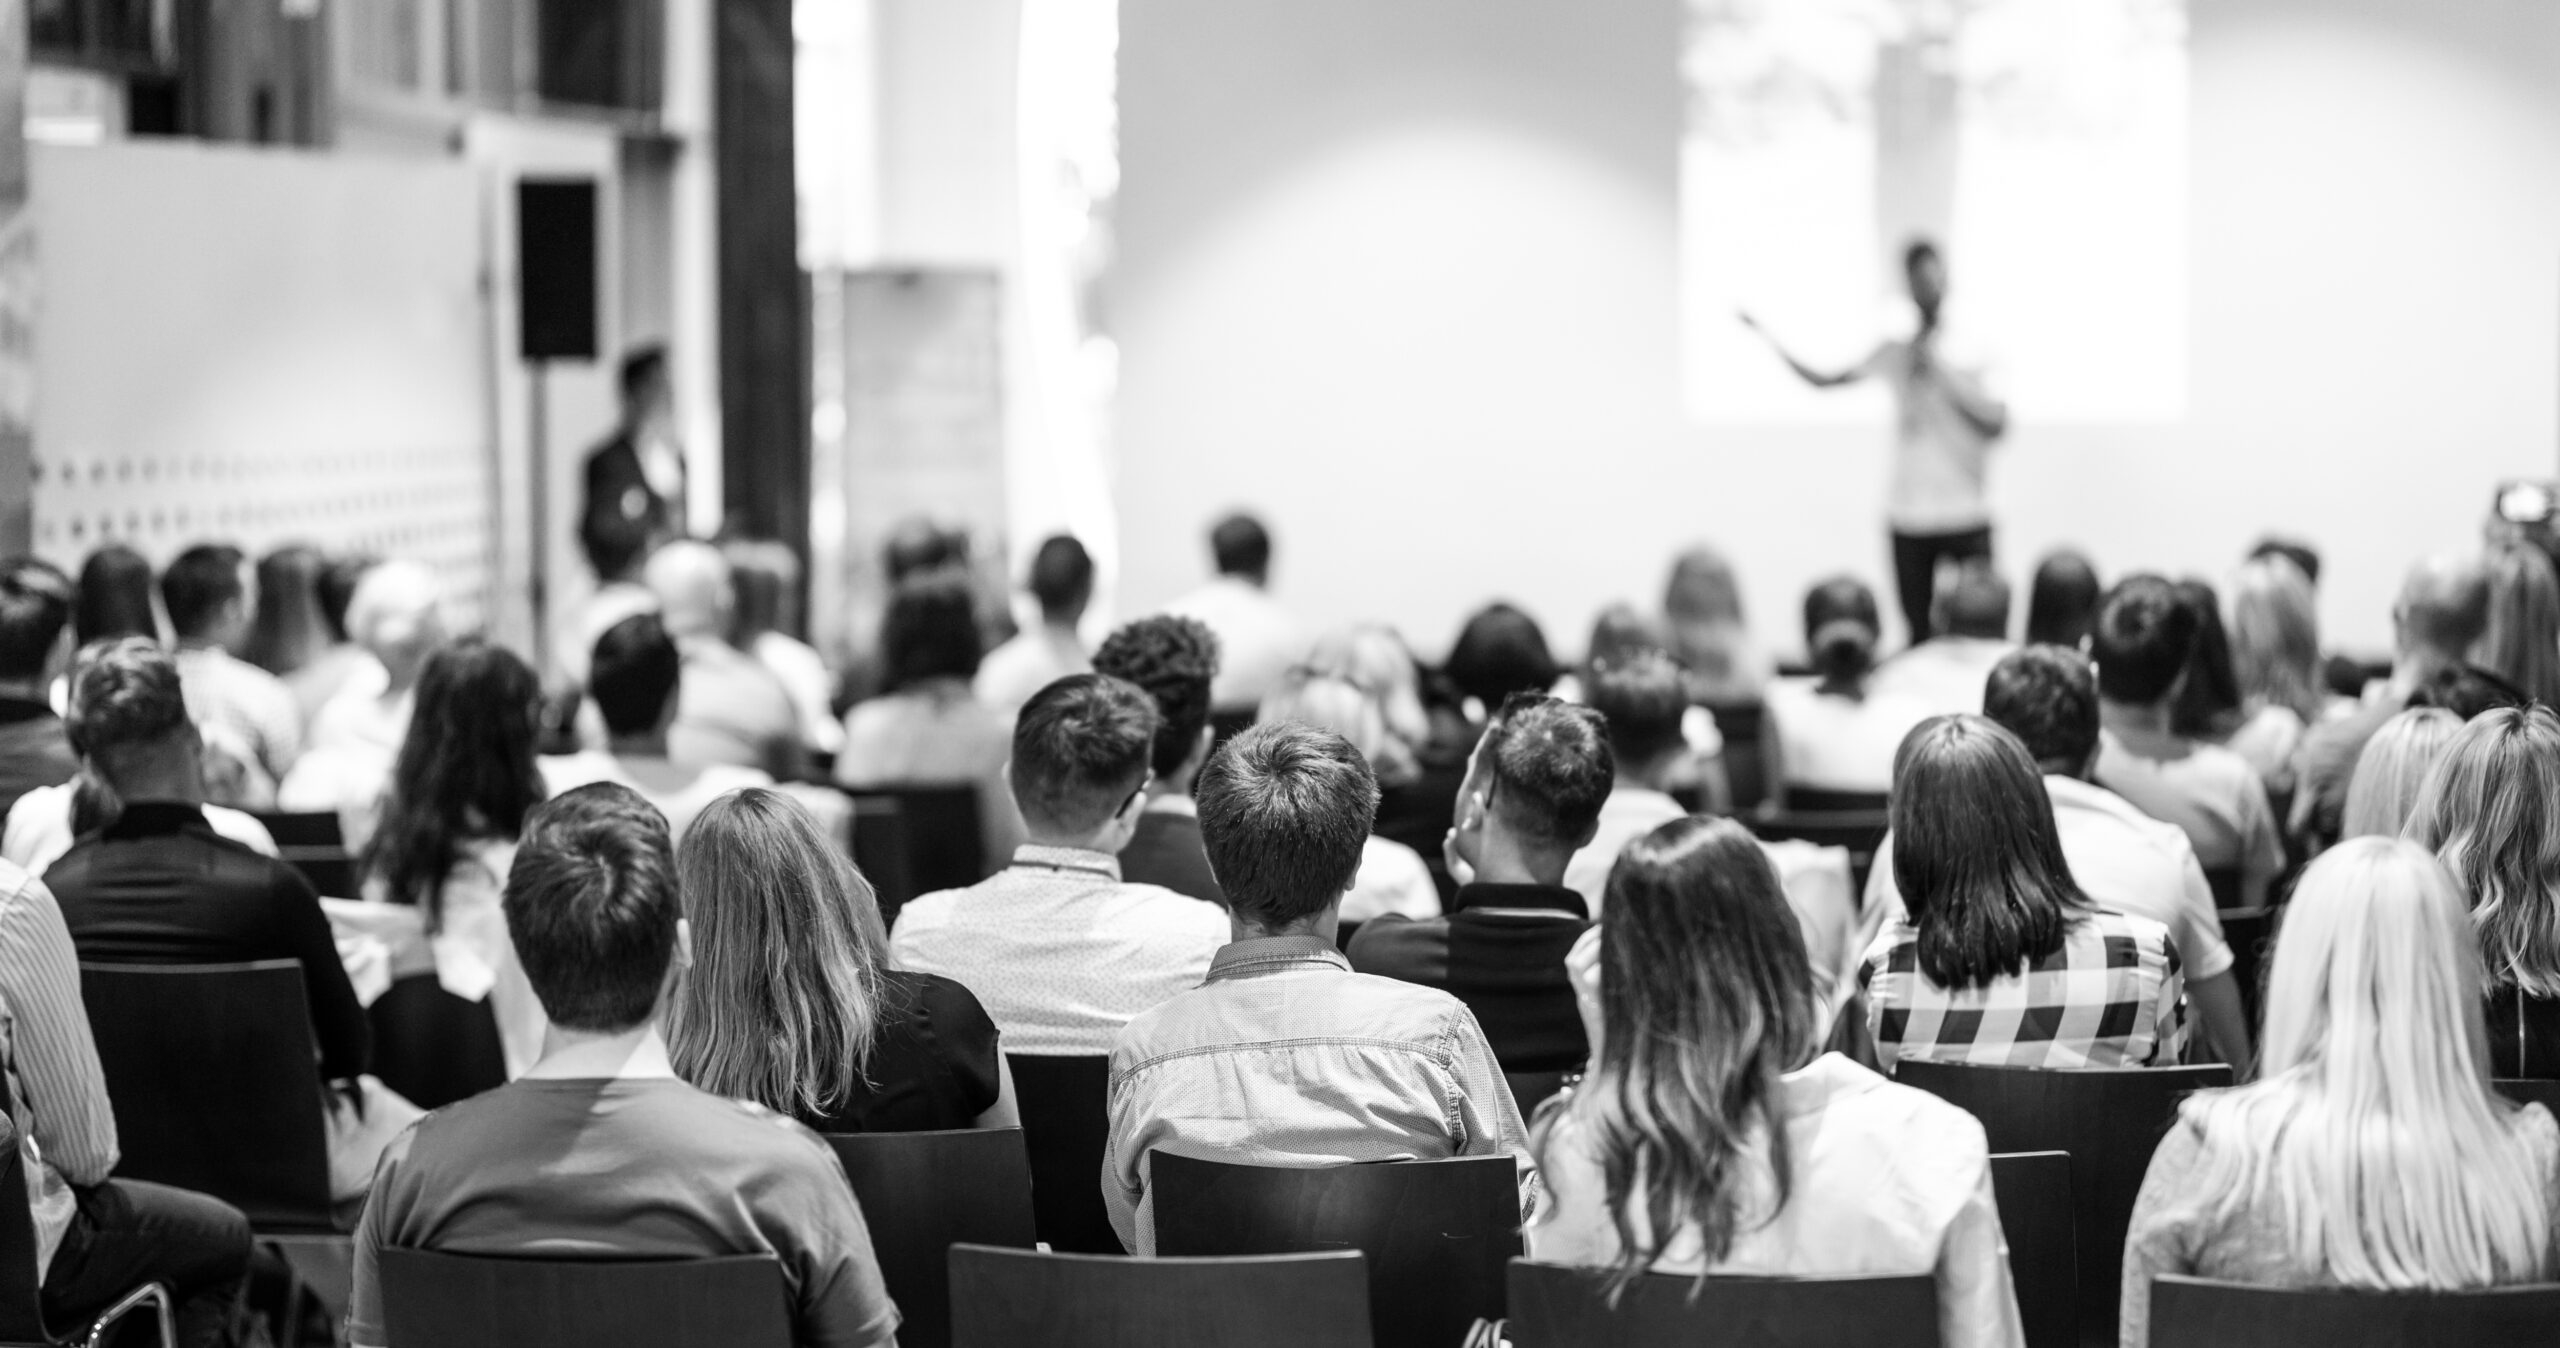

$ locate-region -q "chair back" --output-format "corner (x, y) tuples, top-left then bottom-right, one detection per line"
(377, 1250), (791, 1348)
(1003, 1054), (1121, 1252)
(252, 810), (357, 899)
(1152, 1153), (1521, 1348)
(0, 1073), (54, 1344)
(1744, 811), (1890, 899)
(2217, 906), (2276, 1032)
(887, 785), (987, 894)
(1781, 787), (1890, 815)
(2494, 1078), (2560, 1113)
(367, 974), (508, 1110)
(949, 1244), (1372, 1348)
(1505, 1070), (1572, 1117)
(1894, 1060), (2229, 1341)
(1988, 1151), (2075, 1348)
(2148, 1274), (2560, 1347)
(78, 960), (336, 1229)
(2202, 866), (2244, 911)
(1503, 1259), (1938, 1348)
(1706, 699), (1770, 813)
(1443, 914), (1589, 1074)
(846, 794), (917, 921)
(824, 1128), (1037, 1348)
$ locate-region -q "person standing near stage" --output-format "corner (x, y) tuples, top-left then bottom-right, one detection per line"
(1745, 239), (2010, 646)
(582, 346), (689, 556)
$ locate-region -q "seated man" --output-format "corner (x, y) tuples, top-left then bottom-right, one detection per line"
(1866, 559), (2017, 717)
(1092, 615), (1225, 905)
(977, 535), (1097, 714)
(162, 543), (303, 799)
(0, 557), (78, 820)
(1106, 722), (1534, 1253)
(2091, 577), (2284, 907)
(890, 674), (1230, 1054)
(541, 614), (771, 842)
(346, 784), (899, 1348)
(646, 541), (808, 782)
(1348, 694), (1607, 1075)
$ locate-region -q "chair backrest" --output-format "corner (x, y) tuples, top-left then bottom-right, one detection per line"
(1003, 1054), (1121, 1253)
(845, 794), (917, 921)
(251, 811), (343, 849)
(78, 960), (335, 1229)
(366, 974), (509, 1110)
(1744, 811), (1890, 899)
(949, 1244), (1372, 1348)
(886, 784), (987, 895)
(1152, 1153), (1521, 1348)
(824, 1128), (1038, 1348)
(378, 1249), (792, 1348)
(0, 1073), (56, 1344)
(1503, 1259), (1938, 1348)
(1988, 1151), (2075, 1348)
(252, 810), (357, 899)
(1781, 787), (1890, 815)
(1705, 699), (1769, 813)
(2494, 1078), (2560, 1113)
(2202, 866), (2244, 911)
(1505, 1070), (1572, 1117)
(1894, 1060), (2230, 1342)
(2217, 906), (2277, 1032)
(2147, 1274), (2560, 1348)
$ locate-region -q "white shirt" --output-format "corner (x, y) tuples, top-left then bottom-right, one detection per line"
(974, 627), (1091, 714)
(2094, 725), (2285, 907)
(1163, 577), (1305, 712)
(1, 783), (277, 877)
(1865, 638), (2018, 721)
(1863, 337), (2000, 533)
(1340, 835), (1441, 924)
(889, 844), (1230, 1055)
(537, 751), (770, 842)
(750, 631), (845, 756)
(1762, 677), (1933, 797)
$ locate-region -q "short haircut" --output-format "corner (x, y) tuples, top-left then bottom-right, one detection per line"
(65, 638), (191, 766)
(2023, 550), (2101, 648)
(0, 558), (73, 681)
(503, 783), (680, 1033)
(1445, 602), (1559, 710)
(2248, 537), (2321, 586)
(1984, 646), (2098, 773)
(1009, 673), (1159, 833)
(1802, 575), (1880, 684)
(159, 544), (246, 639)
(619, 345), (668, 403)
(1934, 561), (2011, 640)
(1586, 650), (1689, 766)
(589, 613), (682, 737)
(2092, 575), (2198, 706)
(1197, 722), (1377, 928)
(882, 574), (985, 689)
(1027, 535), (1095, 618)
(1481, 693), (1614, 848)
(1209, 513), (1271, 579)
(1093, 615), (1220, 778)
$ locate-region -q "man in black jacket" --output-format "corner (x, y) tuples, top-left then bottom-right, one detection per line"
(582, 345), (687, 559)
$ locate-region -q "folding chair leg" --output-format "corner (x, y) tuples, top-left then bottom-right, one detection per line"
(77, 1281), (171, 1348)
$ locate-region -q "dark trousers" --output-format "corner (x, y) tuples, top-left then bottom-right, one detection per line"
(1890, 525), (1994, 645)
(44, 1179), (252, 1348)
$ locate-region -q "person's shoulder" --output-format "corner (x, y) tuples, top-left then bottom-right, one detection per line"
(1113, 880), (1231, 934)
(1361, 834), (1432, 878)
(2084, 906), (2175, 955)
(1828, 1058), (1990, 1152)
(202, 805), (281, 860)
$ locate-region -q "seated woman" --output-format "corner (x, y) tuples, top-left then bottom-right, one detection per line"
(1258, 670), (1440, 922)
(2404, 705), (2560, 1078)
(1863, 715), (2182, 1069)
(2119, 837), (2557, 1347)
(1529, 816), (2022, 1348)
(836, 573), (1023, 863)
(2224, 556), (2326, 793)
(1764, 576), (1921, 808)
(2337, 706), (2460, 842)
(668, 787), (1018, 1133)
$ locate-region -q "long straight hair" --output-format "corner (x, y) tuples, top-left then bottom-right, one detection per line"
(1542, 815), (1820, 1296)
(2175, 838), (2551, 1288)
(2473, 543), (2560, 710)
(361, 641), (547, 931)
(1889, 715), (2089, 988)
(2404, 705), (2560, 996)
(666, 788), (888, 1119)
(2229, 557), (2325, 725)
(2339, 707), (2461, 841)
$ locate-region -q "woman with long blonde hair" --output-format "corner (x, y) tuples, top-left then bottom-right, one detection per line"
(1258, 670), (1440, 922)
(2223, 557), (2325, 789)
(2472, 542), (2560, 709)
(2404, 704), (2560, 1077)
(2336, 706), (2460, 841)
(2119, 838), (2558, 1346)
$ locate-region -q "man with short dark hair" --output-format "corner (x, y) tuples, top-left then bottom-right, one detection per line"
(977, 535), (1098, 713)
(2290, 554), (2492, 850)
(889, 674), (1229, 1054)
(346, 784), (900, 1348)
(1165, 512), (1303, 718)
(2091, 576), (2284, 907)
(539, 614), (770, 841)
(1348, 694), (1606, 1075)
(1093, 615), (1225, 904)
(1867, 558), (2016, 717)
(1105, 722), (1532, 1253)
(0, 557), (78, 818)
(161, 543), (301, 792)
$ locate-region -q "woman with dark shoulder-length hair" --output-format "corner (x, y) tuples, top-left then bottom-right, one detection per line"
(668, 787), (1017, 1132)
(1531, 816), (2022, 1348)
(1863, 714), (2183, 1069)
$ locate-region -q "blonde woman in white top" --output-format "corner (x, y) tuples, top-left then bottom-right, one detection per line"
(1258, 670), (1439, 922)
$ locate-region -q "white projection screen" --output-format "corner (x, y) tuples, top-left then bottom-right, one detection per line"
(1684, 0), (2187, 425)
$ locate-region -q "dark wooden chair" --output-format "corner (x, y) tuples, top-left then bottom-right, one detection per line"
(1894, 1061), (2230, 1343)
(1990, 1150), (2076, 1348)
(2216, 906), (2277, 1035)
(1704, 699), (1770, 814)
(2148, 1273), (2560, 1347)
(846, 792), (916, 921)
(949, 1244), (1372, 1348)
(250, 810), (356, 899)
(824, 1128), (1037, 1348)
(1152, 1153), (1520, 1348)
(1504, 1258), (1938, 1348)
(2494, 1078), (2560, 1113)
(366, 973), (508, 1110)
(1744, 810), (1891, 898)
(0, 1072), (173, 1348)
(378, 1250), (791, 1348)
(1780, 787), (1891, 814)
(1004, 1054), (1122, 1253)
(848, 785), (986, 911)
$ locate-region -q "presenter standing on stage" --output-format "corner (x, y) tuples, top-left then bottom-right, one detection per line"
(1744, 239), (2010, 645)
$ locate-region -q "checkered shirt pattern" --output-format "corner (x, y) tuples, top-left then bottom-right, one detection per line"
(1861, 908), (2184, 1070)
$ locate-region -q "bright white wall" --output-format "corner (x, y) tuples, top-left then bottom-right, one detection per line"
(1115, 0), (2560, 660)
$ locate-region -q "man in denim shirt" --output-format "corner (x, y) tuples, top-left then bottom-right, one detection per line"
(1103, 722), (1535, 1254)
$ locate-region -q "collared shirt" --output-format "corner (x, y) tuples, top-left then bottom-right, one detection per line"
(2095, 725), (2283, 906)
(889, 844), (1230, 1055)
(0, 860), (116, 1279)
(1105, 935), (1535, 1254)
(173, 644), (304, 786)
(1162, 577), (1305, 713)
(1862, 908), (2183, 1070)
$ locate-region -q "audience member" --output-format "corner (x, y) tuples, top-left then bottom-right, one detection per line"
(883, 516), (970, 586)
(1349, 694), (1604, 1074)
(2023, 549), (2101, 648)
(1092, 615), (1226, 904)
(580, 345), (688, 552)
(345, 784), (900, 1348)
(1549, 603), (1662, 704)
(1258, 671), (1439, 921)
(1444, 602), (1561, 719)
(1531, 817), (2022, 1348)
(646, 540), (806, 781)
(2290, 554), (2489, 848)
(724, 539), (845, 757)
(1764, 575), (1919, 802)
(835, 573), (1021, 860)
(2091, 575), (2284, 907)
(2224, 555), (2325, 791)
(669, 787), (1016, 1133)
(544, 614), (770, 841)
(242, 544), (330, 681)
(1310, 624), (1462, 897)
(1661, 545), (1769, 703)
(162, 543), (302, 796)
(1862, 715), (2183, 1069)
(2119, 838), (2557, 1347)
(287, 553), (379, 725)
(557, 499), (660, 693)
(2169, 579), (2246, 742)
(280, 560), (448, 845)
(2404, 706), (2560, 1078)
(1165, 513), (1304, 717)
(2473, 541), (2560, 708)
(888, 674), (1228, 1054)
(1866, 559), (2014, 717)
(978, 534), (1096, 713)
(1865, 648), (2252, 1072)
(0, 559), (78, 819)
(3, 758), (279, 882)
(1106, 721), (1533, 1253)
(71, 544), (155, 648)
(2247, 536), (2322, 587)
(2338, 707), (2461, 841)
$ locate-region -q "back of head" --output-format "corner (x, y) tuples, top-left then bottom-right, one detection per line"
(1983, 645), (2099, 775)
(370, 640), (547, 922)
(1889, 714), (2084, 989)
(2230, 556), (2323, 722)
(1260, 671), (1394, 768)
(159, 543), (246, 642)
(2091, 574), (2198, 706)
(0, 557), (73, 683)
(2170, 579), (2243, 738)
(2404, 705), (2560, 998)
(504, 784), (679, 1033)
(1303, 624), (1430, 749)
(1586, 650), (1690, 769)
(1800, 575), (1880, 688)
(722, 539), (801, 642)
(1932, 559), (2011, 640)
(882, 573), (984, 690)
(644, 539), (732, 642)
(1208, 513), (1271, 582)
(2396, 554), (2493, 663)
(74, 545), (158, 647)
(589, 613), (682, 738)
(1445, 602), (1559, 712)
(884, 517), (969, 584)
(1196, 721), (1377, 931)
(243, 545), (327, 675)
(1010, 673), (1159, 835)
(1480, 694), (1614, 850)
(666, 788), (886, 1117)
(2023, 550), (2102, 648)
(1027, 535), (1095, 621)
(2339, 707), (2461, 842)
(2473, 544), (2560, 708)
(1663, 546), (1750, 684)
(344, 559), (446, 675)
(317, 555), (373, 643)
(65, 638), (192, 780)
(2249, 536), (2322, 587)
(618, 344), (668, 409)
(1094, 615), (1220, 779)
(1582, 604), (1663, 673)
